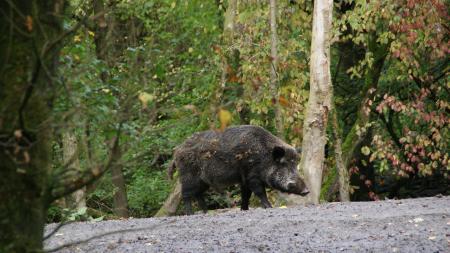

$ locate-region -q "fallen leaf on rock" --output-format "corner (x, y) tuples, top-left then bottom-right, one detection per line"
(413, 217), (424, 223)
(428, 236), (436, 240)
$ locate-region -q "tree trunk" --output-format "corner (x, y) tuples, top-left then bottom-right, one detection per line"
(269, 0), (283, 135)
(0, 1), (65, 252)
(62, 131), (86, 209)
(341, 34), (389, 169)
(93, 0), (129, 218)
(111, 142), (129, 218)
(331, 106), (350, 201)
(327, 34), (390, 200)
(223, 0), (237, 42)
(155, 180), (182, 217)
(300, 0), (333, 204)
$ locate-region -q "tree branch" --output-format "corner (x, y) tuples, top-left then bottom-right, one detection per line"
(46, 122), (122, 204)
(41, 11), (105, 57)
(45, 220), (176, 252)
(377, 109), (402, 149)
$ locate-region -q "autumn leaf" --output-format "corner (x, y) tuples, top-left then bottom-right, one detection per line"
(228, 74), (240, 83)
(138, 91), (155, 109)
(25, 16), (33, 32)
(278, 96), (289, 107)
(212, 45), (222, 54)
(218, 109), (232, 131)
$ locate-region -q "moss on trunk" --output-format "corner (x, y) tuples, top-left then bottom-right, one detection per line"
(0, 1), (65, 252)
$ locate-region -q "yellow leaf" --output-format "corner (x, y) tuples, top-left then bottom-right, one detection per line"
(88, 31), (95, 37)
(171, 2), (176, 8)
(138, 92), (154, 109)
(279, 205), (287, 209)
(218, 109), (232, 131)
(361, 146), (371, 156)
(188, 47), (194, 53)
(73, 35), (81, 43)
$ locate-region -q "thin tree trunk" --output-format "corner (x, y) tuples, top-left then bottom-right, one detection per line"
(219, 0), (236, 90)
(331, 106), (350, 201)
(341, 34), (389, 169)
(111, 142), (129, 218)
(327, 34), (390, 199)
(155, 180), (182, 217)
(223, 0), (237, 44)
(0, 1), (65, 251)
(300, 0), (333, 204)
(62, 131), (86, 209)
(269, 0), (282, 135)
(220, 0), (237, 93)
(93, 0), (129, 218)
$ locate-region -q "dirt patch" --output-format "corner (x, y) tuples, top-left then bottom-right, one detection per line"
(45, 196), (450, 252)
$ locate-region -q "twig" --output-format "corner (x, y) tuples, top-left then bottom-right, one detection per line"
(41, 11), (106, 57)
(43, 220), (76, 241)
(47, 121), (123, 203)
(45, 220), (176, 253)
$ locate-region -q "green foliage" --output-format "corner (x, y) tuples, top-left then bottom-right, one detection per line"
(333, 0), (449, 200)
(127, 169), (171, 217)
(48, 0), (449, 222)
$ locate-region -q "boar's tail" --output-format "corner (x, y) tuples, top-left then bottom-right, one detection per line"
(167, 160), (177, 180)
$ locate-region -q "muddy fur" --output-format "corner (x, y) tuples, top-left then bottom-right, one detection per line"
(170, 125), (309, 214)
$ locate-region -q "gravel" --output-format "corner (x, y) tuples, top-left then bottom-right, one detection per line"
(45, 196), (450, 252)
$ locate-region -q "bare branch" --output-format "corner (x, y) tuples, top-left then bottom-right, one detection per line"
(47, 122), (122, 204)
(45, 220), (176, 253)
(43, 220), (76, 241)
(41, 11), (106, 57)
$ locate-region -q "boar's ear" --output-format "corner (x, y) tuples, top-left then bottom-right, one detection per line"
(272, 146), (286, 162)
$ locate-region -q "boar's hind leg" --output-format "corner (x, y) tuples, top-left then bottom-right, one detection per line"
(195, 195), (208, 213)
(240, 184), (252, 210)
(248, 179), (272, 208)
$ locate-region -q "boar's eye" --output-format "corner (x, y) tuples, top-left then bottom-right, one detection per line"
(272, 146), (286, 162)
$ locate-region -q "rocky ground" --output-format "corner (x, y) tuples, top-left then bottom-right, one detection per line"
(45, 196), (450, 252)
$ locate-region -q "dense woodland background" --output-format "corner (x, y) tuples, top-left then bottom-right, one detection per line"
(0, 0), (448, 252)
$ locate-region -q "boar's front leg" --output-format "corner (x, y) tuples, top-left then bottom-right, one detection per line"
(248, 179), (272, 208)
(195, 194), (208, 213)
(183, 196), (194, 215)
(181, 178), (209, 215)
(240, 184), (252, 210)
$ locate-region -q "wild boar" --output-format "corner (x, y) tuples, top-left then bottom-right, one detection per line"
(168, 125), (309, 214)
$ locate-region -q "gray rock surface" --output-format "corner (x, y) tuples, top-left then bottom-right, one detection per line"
(45, 196), (450, 252)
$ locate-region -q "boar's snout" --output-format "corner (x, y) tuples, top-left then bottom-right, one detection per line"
(286, 179), (309, 196)
(300, 187), (309, 196)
